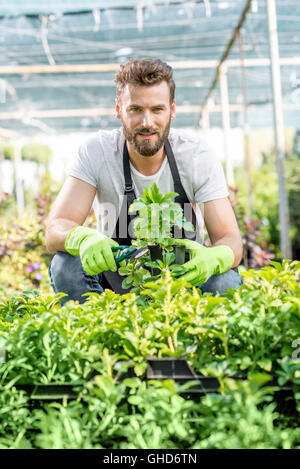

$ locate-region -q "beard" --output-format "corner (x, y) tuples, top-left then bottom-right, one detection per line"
(121, 115), (171, 157)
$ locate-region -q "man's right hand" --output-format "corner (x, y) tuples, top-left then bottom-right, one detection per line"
(65, 226), (119, 275)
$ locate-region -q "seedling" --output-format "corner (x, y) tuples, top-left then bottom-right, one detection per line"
(129, 182), (194, 248)
(117, 183), (195, 293)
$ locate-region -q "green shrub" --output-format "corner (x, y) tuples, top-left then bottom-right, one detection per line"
(234, 151), (300, 261)
(0, 261), (299, 448)
(1, 142), (52, 166)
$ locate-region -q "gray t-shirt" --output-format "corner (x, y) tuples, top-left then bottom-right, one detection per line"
(66, 127), (229, 237)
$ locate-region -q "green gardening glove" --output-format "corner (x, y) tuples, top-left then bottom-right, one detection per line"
(65, 226), (119, 275)
(173, 238), (234, 286)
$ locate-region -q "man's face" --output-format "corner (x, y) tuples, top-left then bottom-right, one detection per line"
(116, 81), (176, 157)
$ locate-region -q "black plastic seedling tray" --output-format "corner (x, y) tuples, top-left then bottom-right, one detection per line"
(16, 358), (295, 401)
(145, 357), (244, 394)
(146, 357), (199, 379)
(145, 358), (296, 401)
(16, 383), (77, 401)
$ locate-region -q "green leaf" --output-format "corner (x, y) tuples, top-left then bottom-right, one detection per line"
(257, 358), (272, 372)
(118, 266), (131, 275)
(270, 299), (282, 307)
(249, 373), (273, 391)
(145, 261), (160, 269)
(161, 192), (179, 202)
(128, 395), (143, 405)
(122, 277), (134, 289)
(129, 201), (146, 213)
(123, 377), (141, 388)
(163, 252), (175, 265)
(240, 356), (252, 370)
(183, 221), (194, 231)
(278, 376), (288, 386)
(94, 375), (116, 396)
(133, 362), (147, 377)
(144, 325), (154, 339)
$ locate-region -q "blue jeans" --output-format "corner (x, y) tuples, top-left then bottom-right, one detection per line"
(49, 252), (243, 306)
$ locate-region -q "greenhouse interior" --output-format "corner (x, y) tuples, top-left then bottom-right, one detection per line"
(0, 0), (300, 451)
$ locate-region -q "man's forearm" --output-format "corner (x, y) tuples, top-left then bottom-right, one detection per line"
(212, 234), (243, 268)
(45, 218), (79, 254)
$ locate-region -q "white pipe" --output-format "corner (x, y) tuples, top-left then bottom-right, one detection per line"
(266, 0), (292, 260)
(220, 65), (234, 188)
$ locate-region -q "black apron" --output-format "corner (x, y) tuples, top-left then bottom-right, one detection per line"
(102, 139), (204, 294)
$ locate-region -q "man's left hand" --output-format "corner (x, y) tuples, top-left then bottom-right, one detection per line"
(173, 238), (235, 286)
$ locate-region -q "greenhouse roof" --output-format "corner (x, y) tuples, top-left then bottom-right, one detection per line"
(0, 0), (300, 135)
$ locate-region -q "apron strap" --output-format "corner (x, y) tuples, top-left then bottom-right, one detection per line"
(164, 139), (182, 196)
(123, 141), (136, 203)
(112, 141), (137, 245)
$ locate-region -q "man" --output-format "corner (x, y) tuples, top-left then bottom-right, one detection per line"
(46, 58), (243, 305)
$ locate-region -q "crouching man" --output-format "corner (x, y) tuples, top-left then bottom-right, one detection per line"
(45, 58), (243, 305)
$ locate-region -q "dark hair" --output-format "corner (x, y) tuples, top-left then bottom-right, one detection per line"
(115, 58), (175, 103)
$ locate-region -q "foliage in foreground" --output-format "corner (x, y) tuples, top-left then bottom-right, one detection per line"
(0, 260), (299, 449)
(0, 376), (299, 450)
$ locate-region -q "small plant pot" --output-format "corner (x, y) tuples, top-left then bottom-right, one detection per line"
(148, 244), (186, 276)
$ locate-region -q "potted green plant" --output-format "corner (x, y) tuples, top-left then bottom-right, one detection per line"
(128, 182), (194, 276)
